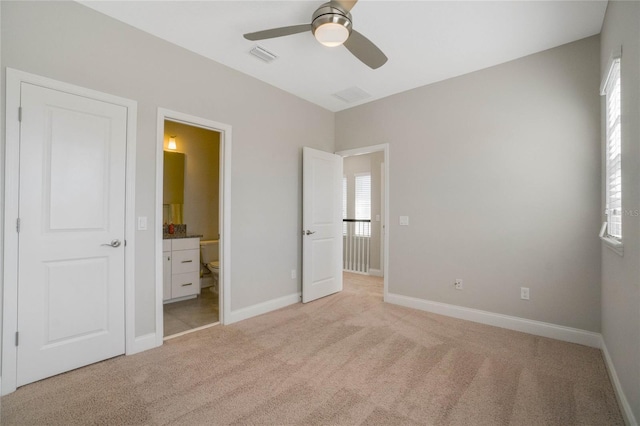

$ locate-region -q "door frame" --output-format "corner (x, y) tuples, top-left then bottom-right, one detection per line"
(336, 144), (390, 301)
(155, 108), (232, 343)
(1, 68), (138, 395)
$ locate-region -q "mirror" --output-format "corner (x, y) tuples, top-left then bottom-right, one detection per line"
(163, 151), (185, 224)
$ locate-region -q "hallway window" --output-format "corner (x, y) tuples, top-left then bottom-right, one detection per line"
(343, 176), (347, 235)
(355, 173), (371, 236)
(602, 56), (622, 243)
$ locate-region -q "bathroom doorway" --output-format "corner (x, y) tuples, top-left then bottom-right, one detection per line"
(155, 109), (231, 341)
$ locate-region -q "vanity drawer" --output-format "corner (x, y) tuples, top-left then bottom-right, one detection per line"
(171, 248), (199, 274)
(172, 237), (200, 251)
(171, 271), (200, 298)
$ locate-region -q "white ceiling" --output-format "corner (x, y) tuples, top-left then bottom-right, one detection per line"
(81, 0), (607, 112)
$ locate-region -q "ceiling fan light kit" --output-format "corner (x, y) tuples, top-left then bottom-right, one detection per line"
(243, 0), (387, 69)
(314, 22), (350, 47)
(311, 4), (352, 47)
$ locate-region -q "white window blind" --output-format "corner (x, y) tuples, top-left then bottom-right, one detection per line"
(355, 173), (371, 220)
(355, 173), (371, 237)
(342, 176), (347, 235)
(604, 58), (622, 240)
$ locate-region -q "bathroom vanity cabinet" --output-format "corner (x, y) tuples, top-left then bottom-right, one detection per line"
(163, 237), (200, 302)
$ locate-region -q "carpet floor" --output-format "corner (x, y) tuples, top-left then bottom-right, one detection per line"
(1, 273), (623, 425)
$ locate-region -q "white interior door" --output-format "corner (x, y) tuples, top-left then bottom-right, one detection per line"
(302, 147), (343, 303)
(16, 82), (127, 386)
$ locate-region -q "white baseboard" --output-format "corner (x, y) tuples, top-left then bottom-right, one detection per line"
(127, 332), (160, 355)
(369, 269), (383, 277)
(385, 293), (602, 348)
(227, 292), (301, 324)
(601, 338), (638, 426)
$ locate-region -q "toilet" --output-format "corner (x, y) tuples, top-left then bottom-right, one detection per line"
(199, 239), (220, 293)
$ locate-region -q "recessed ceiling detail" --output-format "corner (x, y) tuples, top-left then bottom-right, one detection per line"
(333, 86), (371, 104)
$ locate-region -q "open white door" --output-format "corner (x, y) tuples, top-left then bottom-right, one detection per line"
(16, 82), (127, 386)
(302, 147), (343, 303)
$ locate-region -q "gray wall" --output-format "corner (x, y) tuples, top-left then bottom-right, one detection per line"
(600, 1), (640, 420)
(0, 1), (334, 336)
(336, 36), (602, 332)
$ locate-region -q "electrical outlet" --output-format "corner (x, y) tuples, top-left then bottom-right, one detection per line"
(521, 287), (530, 300)
(291, 269), (297, 280)
(454, 279), (463, 290)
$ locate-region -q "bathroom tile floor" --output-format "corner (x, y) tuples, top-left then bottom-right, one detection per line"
(163, 288), (219, 337)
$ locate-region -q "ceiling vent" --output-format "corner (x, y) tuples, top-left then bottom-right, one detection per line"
(332, 86), (371, 103)
(249, 45), (278, 63)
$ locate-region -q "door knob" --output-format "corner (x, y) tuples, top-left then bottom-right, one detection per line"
(101, 239), (121, 248)
(304, 230), (315, 235)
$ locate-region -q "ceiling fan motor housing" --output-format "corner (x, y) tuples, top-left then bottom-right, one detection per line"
(311, 3), (353, 37)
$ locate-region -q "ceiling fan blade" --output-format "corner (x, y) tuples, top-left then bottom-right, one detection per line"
(330, 0), (358, 13)
(343, 30), (388, 69)
(244, 24), (311, 41)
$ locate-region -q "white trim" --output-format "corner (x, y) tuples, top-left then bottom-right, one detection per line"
(124, 89), (138, 356)
(386, 292), (602, 348)
(130, 333), (158, 354)
(2, 68), (137, 395)
(601, 236), (624, 256)
(599, 222), (624, 256)
(600, 47), (622, 95)
(155, 108), (232, 346)
(163, 295), (197, 304)
(368, 269), (383, 277)
(155, 113), (165, 344)
(346, 270), (370, 276)
(227, 293), (301, 324)
(601, 338), (638, 426)
(380, 161), (385, 276)
(336, 144), (390, 302)
(2, 69), (21, 396)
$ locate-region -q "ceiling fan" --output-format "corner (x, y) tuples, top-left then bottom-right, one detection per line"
(243, 0), (387, 69)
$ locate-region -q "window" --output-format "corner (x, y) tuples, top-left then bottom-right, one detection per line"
(601, 54), (622, 250)
(355, 173), (371, 236)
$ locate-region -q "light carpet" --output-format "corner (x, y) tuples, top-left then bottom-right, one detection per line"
(1, 273), (622, 425)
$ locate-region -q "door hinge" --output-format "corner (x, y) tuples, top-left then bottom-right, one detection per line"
(15, 332), (19, 347)
(16, 218), (21, 233)
(18, 106), (22, 122)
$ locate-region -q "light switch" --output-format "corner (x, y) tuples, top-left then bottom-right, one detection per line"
(137, 216), (148, 231)
(399, 216), (409, 226)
